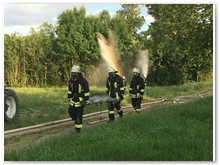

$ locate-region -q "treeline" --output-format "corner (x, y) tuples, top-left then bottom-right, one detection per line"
(4, 4), (213, 87)
(145, 4), (213, 85)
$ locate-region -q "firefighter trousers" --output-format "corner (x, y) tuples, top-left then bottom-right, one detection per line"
(68, 105), (84, 131)
(131, 98), (142, 112)
(108, 101), (123, 121)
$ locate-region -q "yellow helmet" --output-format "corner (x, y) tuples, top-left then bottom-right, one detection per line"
(71, 65), (81, 73)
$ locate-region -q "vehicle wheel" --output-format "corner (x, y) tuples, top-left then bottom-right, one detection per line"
(4, 89), (19, 122)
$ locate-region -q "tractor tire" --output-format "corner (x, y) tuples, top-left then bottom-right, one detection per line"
(4, 89), (19, 122)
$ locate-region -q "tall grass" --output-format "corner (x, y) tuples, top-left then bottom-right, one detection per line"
(5, 82), (212, 130)
(145, 81), (212, 98)
(5, 96), (213, 161)
(4, 86), (108, 130)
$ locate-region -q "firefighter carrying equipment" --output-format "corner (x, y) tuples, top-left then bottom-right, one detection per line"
(106, 74), (125, 100)
(68, 64), (90, 108)
(67, 67), (90, 132)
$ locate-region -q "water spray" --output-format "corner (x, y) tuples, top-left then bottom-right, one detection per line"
(97, 32), (123, 76)
(136, 50), (149, 85)
(136, 50), (149, 77)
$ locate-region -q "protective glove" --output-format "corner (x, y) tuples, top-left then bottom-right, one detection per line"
(140, 95), (143, 100)
(85, 100), (90, 105)
(69, 99), (74, 106)
(80, 100), (90, 106)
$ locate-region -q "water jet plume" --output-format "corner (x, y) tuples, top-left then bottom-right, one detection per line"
(136, 50), (149, 78)
(97, 33), (123, 76)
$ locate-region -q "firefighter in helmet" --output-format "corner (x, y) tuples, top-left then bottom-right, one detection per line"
(129, 68), (145, 112)
(106, 67), (125, 121)
(67, 65), (90, 133)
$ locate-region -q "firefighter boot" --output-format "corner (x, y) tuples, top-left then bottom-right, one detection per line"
(108, 114), (115, 122)
(75, 128), (81, 133)
(118, 109), (123, 118)
(108, 110), (115, 122)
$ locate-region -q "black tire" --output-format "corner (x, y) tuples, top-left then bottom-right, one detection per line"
(4, 89), (19, 122)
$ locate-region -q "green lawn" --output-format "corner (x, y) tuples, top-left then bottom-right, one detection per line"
(5, 96), (213, 161)
(4, 82), (212, 130)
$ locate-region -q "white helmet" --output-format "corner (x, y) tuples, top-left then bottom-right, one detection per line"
(107, 67), (116, 73)
(71, 65), (81, 73)
(133, 68), (140, 74)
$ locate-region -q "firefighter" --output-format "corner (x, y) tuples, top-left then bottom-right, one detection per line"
(129, 68), (145, 113)
(106, 67), (125, 121)
(67, 65), (90, 133)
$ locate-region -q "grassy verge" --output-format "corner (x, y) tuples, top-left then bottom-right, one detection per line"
(145, 81), (213, 98)
(4, 96), (213, 161)
(4, 86), (108, 130)
(4, 82), (213, 130)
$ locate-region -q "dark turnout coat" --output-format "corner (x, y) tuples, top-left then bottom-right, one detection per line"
(129, 75), (145, 98)
(67, 74), (90, 106)
(106, 74), (125, 100)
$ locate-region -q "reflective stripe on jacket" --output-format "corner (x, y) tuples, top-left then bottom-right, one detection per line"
(129, 75), (145, 98)
(106, 74), (124, 99)
(67, 75), (90, 107)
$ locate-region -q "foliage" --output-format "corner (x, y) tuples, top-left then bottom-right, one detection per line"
(111, 4), (146, 79)
(4, 23), (58, 86)
(55, 7), (103, 82)
(4, 4), (213, 86)
(145, 4), (213, 85)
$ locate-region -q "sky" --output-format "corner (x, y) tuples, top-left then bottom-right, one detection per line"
(3, 3), (155, 36)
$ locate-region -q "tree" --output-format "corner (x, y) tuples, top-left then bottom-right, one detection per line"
(35, 22), (57, 85)
(145, 4), (213, 85)
(110, 4), (146, 78)
(117, 4), (145, 36)
(4, 33), (26, 86)
(55, 7), (103, 82)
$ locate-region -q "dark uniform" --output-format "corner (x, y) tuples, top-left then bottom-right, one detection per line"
(129, 74), (145, 112)
(106, 74), (125, 121)
(67, 72), (90, 132)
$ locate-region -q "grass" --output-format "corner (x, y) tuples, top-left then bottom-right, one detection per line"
(145, 81), (212, 98)
(4, 86), (108, 130)
(4, 82), (213, 130)
(4, 96), (213, 161)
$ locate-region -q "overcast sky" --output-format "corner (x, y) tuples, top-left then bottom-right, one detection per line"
(3, 3), (155, 36)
